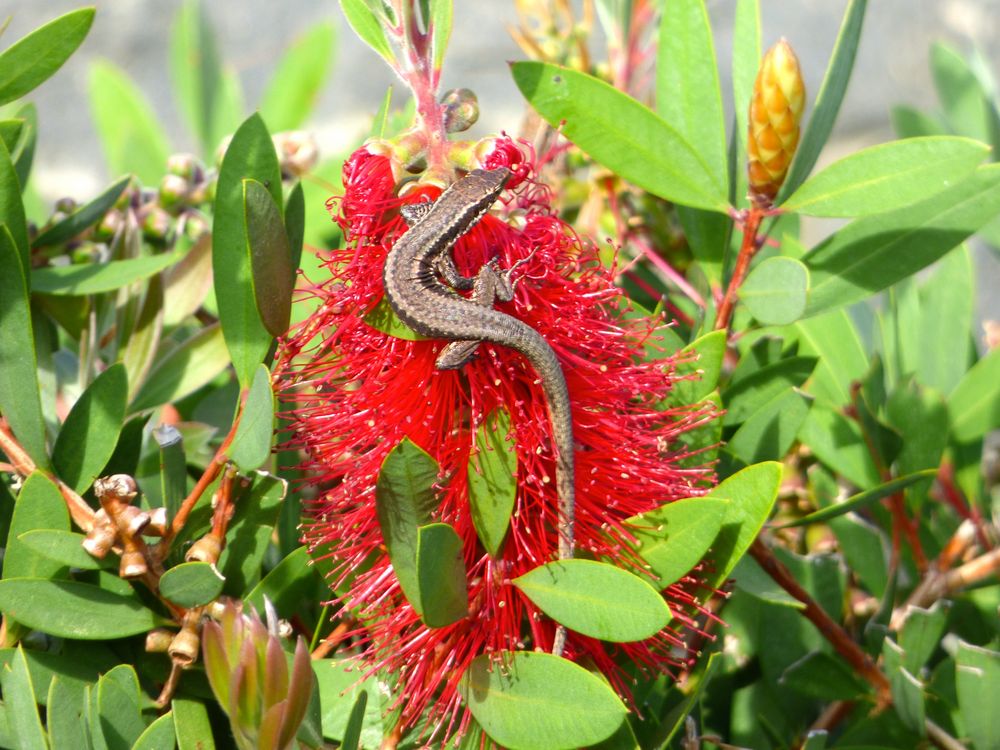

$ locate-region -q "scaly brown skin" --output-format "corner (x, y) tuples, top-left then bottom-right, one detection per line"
(382, 168), (575, 655)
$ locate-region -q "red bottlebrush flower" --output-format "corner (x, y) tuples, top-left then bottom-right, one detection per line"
(274, 140), (716, 741)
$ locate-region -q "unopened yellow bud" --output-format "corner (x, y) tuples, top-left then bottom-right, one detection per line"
(747, 39), (805, 205)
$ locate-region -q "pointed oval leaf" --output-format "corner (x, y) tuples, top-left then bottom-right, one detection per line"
(740, 256), (809, 325)
(132, 713), (176, 750)
(416, 522), (468, 628)
(172, 697), (216, 750)
(169, 0), (226, 154)
(245, 546), (319, 615)
(3, 472), (70, 581)
(375, 439), (441, 612)
(783, 137), (989, 217)
(429, 0), (453, 70)
(159, 562), (225, 608)
(52, 363), (128, 493)
(213, 113), (282, 388)
(956, 641), (1000, 750)
(259, 23), (336, 132)
(0, 8), (95, 106)
(31, 246), (187, 295)
(16, 530), (109, 570)
(467, 408), (517, 557)
(947, 345), (1000, 441)
(724, 356), (818, 426)
(514, 559), (670, 642)
(0, 138), (28, 268)
(670, 329), (727, 406)
(338, 0), (393, 64)
(461, 651), (627, 750)
(87, 61), (171, 185)
(704, 461), (782, 588)
(726, 387), (812, 465)
(363, 296), (426, 340)
(656, 0), (727, 192)
(802, 164), (1000, 317)
(33, 175), (131, 247)
(98, 665), (145, 750)
(624, 497), (729, 589)
(0, 225), (48, 468)
(11, 102), (37, 188)
(778, 0), (867, 201)
(129, 322), (229, 412)
(244, 178), (293, 336)
(0, 119), (24, 152)
(511, 62), (728, 213)
(0, 579), (166, 639)
(227, 364), (275, 471)
(0, 647), (47, 750)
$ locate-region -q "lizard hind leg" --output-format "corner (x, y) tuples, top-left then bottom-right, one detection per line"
(435, 258), (515, 370)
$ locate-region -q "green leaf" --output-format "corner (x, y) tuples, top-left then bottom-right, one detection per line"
(129, 322), (230, 412)
(3, 472), (70, 581)
(802, 164), (1000, 317)
(338, 0), (393, 63)
(793, 309), (868, 407)
(725, 356), (817, 426)
(0, 225), (48, 468)
(31, 245), (187, 295)
(213, 113), (282, 388)
(739, 257), (809, 325)
(88, 60), (171, 185)
(704, 461), (782, 588)
(363, 296), (426, 341)
(0, 119), (23, 152)
(259, 22), (336, 131)
(163, 233), (213, 327)
(947, 345), (1000, 441)
(340, 692), (367, 750)
(656, 0), (727, 194)
(245, 546), (320, 615)
(227, 364), (275, 471)
(173, 697), (216, 750)
(375, 439), (441, 613)
(827, 512), (888, 599)
(670, 329), (726, 406)
(898, 601), (949, 674)
(460, 652), (627, 750)
(52, 363), (128, 493)
(931, 43), (993, 142)
(778, 0), (867, 201)
(285, 181), (305, 273)
(468, 408), (517, 557)
(244, 178), (294, 336)
(956, 641), (1000, 750)
(779, 651), (870, 701)
(169, 0), (225, 153)
(777, 470), (936, 528)
(0, 647), (46, 750)
(0, 8), (95, 106)
(47, 676), (88, 749)
(885, 379), (948, 511)
(159, 562), (225, 607)
(798, 406), (880, 489)
(882, 639), (925, 732)
(915, 246), (974, 395)
(624, 497), (729, 589)
(17, 530), (108, 570)
(511, 62), (728, 213)
(218, 472), (286, 595)
(726, 387), (812, 465)
(98, 665), (145, 750)
(514, 559), (670, 642)
(132, 713), (176, 750)
(121, 274), (165, 400)
(0, 579), (166, 639)
(783, 137), (989, 217)
(730, 555), (803, 609)
(415, 522), (468, 628)
(0, 138), (28, 269)
(730, 0), (760, 211)
(312, 659), (380, 747)
(33, 175), (131, 247)
(429, 0), (453, 70)
(10, 103), (37, 189)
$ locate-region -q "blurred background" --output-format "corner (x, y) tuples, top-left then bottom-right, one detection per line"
(4, 0), (999, 319)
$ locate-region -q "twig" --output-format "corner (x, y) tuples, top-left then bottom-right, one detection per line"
(714, 209), (763, 331)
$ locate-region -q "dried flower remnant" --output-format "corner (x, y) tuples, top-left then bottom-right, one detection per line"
(275, 139), (717, 738)
(747, 39), (806, 206)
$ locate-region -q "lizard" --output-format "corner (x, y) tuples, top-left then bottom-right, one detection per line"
(382, 167), (575, 655)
